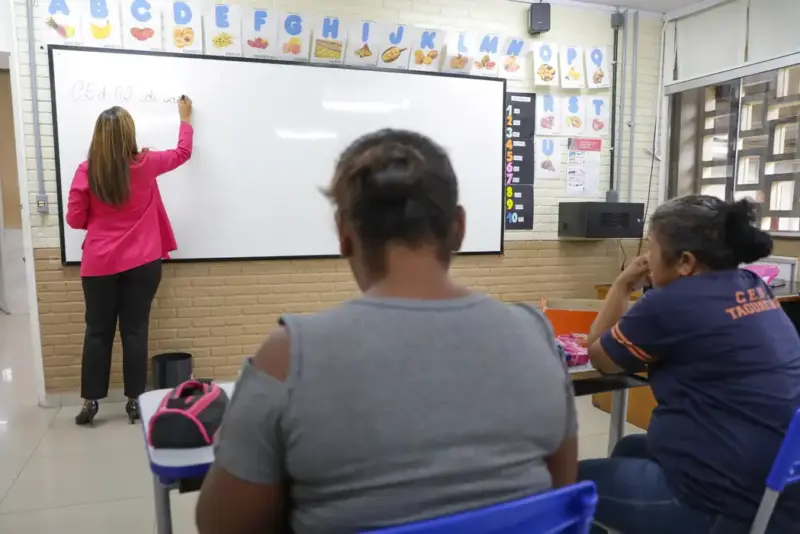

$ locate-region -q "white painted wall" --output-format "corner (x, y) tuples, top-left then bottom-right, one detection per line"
(0, 0), (12, 68)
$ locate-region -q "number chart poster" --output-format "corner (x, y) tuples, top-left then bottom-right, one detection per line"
(504, 92), (535, 231)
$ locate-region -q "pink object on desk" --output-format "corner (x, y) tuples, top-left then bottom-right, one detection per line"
(743, 264), (780, 285)
(556, 334), (590, 367)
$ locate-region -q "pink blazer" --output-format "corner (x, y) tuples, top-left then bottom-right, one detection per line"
(67, 122), (193, 277)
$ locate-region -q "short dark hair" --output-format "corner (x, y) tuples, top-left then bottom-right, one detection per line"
(323, 129), (459, 273)
(650, 195), (773, 270)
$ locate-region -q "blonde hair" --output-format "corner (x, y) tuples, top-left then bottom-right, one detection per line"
(87, 106), (138, 206)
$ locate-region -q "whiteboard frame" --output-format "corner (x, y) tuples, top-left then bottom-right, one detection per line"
(48, 45), (508, 265)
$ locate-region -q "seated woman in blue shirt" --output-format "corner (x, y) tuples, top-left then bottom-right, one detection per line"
(580, 195), (800, 534)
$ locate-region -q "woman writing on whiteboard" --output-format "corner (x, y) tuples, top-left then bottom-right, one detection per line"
(66, 97), (193, 426)
(196, 130), (578, 533)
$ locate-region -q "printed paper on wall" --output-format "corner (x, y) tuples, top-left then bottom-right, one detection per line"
(205, 3), (242, 57)
(535, 93), (560, 135)
(560, 45), (585, 89)
(41, 0), (82, 45)
(275, 12), (311, 61)
(345, 20), (380, 67)
(376, 24), (411, 70)
(531, 42), (558, 87)
(122, 0), (163, 51)
(587, 95), (610, 136)
(82, 0), (122, 48)
(442, 32), (475, 75)
(242, 8), (279, 59)
(535, 137), (566, 180)
(164, 0), (203, 54)
(498, 37), (527, 80)
(312, 15), (346, 64)
(408, 28), (442, 72)
(471, 33), (500, 77)
(586, 46), (611, 88)
(562, 95), (586, 135)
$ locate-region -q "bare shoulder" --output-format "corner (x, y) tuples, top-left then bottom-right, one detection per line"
(252, 326), (291, 383)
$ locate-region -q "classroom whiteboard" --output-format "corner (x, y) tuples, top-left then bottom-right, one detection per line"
(49, 46), (505, 264)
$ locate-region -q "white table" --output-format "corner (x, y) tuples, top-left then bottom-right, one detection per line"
(140, 382), (234, 534)
(140, 371), (638, 534)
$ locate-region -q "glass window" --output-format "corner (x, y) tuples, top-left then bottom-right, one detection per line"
(668, 63), (800, 235)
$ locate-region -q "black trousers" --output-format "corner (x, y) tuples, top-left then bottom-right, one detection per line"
(80, 260), (162, 400)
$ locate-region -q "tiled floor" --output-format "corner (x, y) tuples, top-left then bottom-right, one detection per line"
(0, 311), (643, 533)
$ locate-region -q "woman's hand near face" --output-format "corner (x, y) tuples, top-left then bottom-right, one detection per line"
(179, 95), (192, 123)
(616, 255), (650, 292)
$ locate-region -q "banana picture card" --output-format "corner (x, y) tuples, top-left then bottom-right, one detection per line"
(560, 46), (585, 89)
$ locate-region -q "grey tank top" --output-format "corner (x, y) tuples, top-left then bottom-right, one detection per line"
(214, 294), (577, 533)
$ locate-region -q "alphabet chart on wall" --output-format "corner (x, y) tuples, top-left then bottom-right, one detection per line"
(504, 92), (535, 231)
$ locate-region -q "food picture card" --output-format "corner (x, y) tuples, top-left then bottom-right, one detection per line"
(471, 33), (500, 77)
(121, 0), (163, 51)
(408, 28), (442, 72)
(532, 42), (559, 87)
(312, 16), (346, 64)
(560, 46), (585, 88)
(205, 3), (242, 57)
(242, 8), (279, 59)
(535, 137), (566, 180)
(535, 93), (560, 135)
(41, 0), (82, 45)
(587, 46), (611, 88)
(443, 32), (475, 75)
(376, 24), (411, 70)
(562, 95), (586, 135)
(82, 0), (122, 48)
(345, 20), (380, 67)
(164, 0), (203, 53)
(587, 96), (611, 136)
(499, 37), (527, 80)
(276, 12), (311, 61)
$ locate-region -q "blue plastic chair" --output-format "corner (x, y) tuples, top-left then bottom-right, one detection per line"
(750, 407), (800, 534)
(363, 481), (597, 534)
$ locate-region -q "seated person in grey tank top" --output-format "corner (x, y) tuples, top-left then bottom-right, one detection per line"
(196, 130), (579, 534)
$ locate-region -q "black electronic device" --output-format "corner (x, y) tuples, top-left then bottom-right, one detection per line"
(528, 3), (551, 35)
(558, 202), (644, 239)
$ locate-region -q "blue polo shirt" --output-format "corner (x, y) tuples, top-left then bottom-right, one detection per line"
(601, 269), (800, 525)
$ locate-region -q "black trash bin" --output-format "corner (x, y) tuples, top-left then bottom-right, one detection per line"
(151, 352), (193, 390)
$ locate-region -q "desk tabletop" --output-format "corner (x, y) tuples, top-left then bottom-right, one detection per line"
(140, 365), (604, 479)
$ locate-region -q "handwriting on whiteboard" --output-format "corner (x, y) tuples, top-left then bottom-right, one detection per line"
(71, 81), (180, 105)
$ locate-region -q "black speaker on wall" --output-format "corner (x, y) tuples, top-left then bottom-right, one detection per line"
(528, 2), (551, 35)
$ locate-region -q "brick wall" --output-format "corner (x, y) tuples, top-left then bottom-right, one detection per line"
(10, 0), (665, 395)
(35, 240), (632, 392)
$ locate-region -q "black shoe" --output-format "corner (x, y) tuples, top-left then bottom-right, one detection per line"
(125, 399), (140, 424)
(75, 400), (99, 426)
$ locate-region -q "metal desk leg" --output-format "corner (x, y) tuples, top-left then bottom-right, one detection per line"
(153, 475), (174, 534)
(607, 389), (629, 455)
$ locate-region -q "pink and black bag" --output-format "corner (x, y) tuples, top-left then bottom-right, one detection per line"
(148, 380), (229, 449)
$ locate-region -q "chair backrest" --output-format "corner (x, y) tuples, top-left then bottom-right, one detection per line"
(766, 408), (800, 492)
(362, 481), (597, 534)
